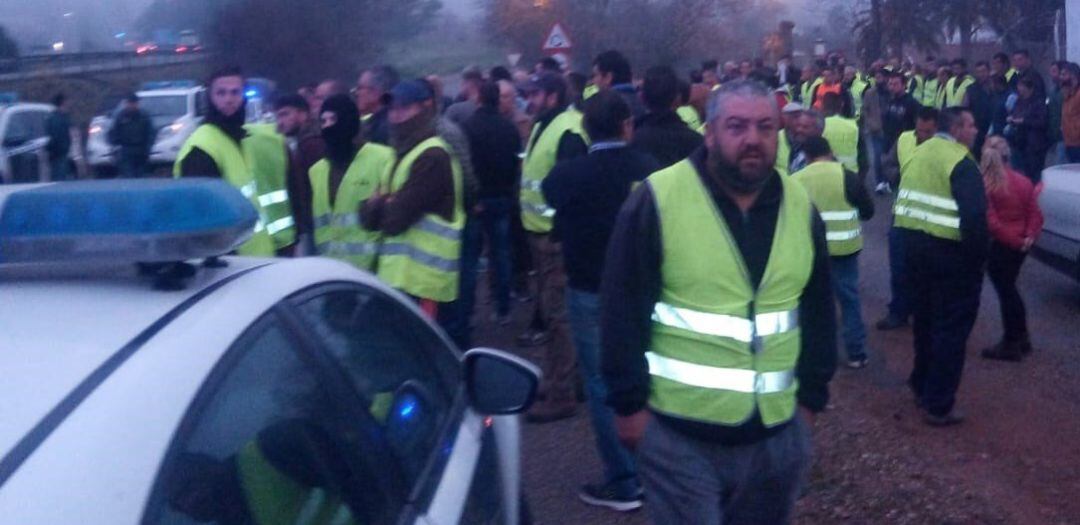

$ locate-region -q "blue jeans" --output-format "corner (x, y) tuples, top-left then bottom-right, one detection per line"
(566, 288), (639, 497)
(887, 224), (911, 321)
(1067, 146), (1080, 163)
(478, 197), (513, 316)
(871, 134), (886, 184)
(831, 254), (867, 361)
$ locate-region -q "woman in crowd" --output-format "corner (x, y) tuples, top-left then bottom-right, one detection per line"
(980, 136), (1044, 362)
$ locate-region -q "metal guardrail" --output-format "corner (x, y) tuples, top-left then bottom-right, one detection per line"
(0, 51), (210, 82)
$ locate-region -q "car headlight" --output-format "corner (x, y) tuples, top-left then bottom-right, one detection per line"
(157, 122), (186, 141)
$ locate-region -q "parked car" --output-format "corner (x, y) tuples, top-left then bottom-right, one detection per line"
(0, 102), (82, 183)
(1033, 164), (1080, 282)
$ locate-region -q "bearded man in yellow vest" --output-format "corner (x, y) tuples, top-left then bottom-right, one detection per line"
(519, 72), (589, 424)
(601, 81), (837, 524)
(175, 66), (290, 257)
(792, 137), (875, 369)
(894, 107), (988, 427)
(361, 80), (464, 321)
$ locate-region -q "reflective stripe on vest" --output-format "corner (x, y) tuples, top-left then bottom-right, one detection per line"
(258, 189), (289, 207)
(652, 302), (798, 344)
(645, 352), (795, 394)
(380, 242), (459, 272)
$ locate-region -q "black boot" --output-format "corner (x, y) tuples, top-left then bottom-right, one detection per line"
(981, 340), (1023, 362)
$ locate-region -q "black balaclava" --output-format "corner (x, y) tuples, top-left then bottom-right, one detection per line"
(320, 94), (361, 166)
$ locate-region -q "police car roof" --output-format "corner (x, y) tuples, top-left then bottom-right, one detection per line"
(0, 258), (265, 460)
(136, 87), (202, 97)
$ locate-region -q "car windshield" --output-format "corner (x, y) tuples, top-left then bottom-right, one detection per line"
(139, 95), (188, 129)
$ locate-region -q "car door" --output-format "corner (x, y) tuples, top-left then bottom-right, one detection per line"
(3, 109), (48, 183)
(284, 284), (503, 525)
(143, 309), (411, 525)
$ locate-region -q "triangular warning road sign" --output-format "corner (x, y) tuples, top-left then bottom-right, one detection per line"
(543, 23), (573, 51)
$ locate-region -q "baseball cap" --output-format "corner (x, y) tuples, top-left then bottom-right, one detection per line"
(782, 102), (805, 114)
(524, 73), (565, 95)
(389, 79), (434, 108)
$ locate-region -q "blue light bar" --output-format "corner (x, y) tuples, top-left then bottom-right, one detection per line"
(245, 89), (258, 99)
(0, 179), (257, 264)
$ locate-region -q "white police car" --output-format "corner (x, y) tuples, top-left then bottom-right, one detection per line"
(0, 179), (538, 524)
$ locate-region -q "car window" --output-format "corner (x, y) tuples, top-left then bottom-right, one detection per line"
(146, 315), (406, 525)
(294, 288), (461, 488)
(4, 111), (43, 143)
(195, 91), (208, 118)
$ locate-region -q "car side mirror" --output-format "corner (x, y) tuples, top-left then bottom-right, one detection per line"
(463, 348), (540, 415)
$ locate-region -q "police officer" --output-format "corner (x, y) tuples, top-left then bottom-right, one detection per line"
(519, 73), (589, 423)
(601, 81), (837, 524)
(309, 94), (396, 271)
(175, 66), (293, 257)
(894, 107), (988, 426)
(361, 80), (464, 317)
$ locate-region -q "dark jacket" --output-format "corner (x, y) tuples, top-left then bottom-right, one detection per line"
(464, 106), (522, 200)
(601, 146), (837, 446)
(364, 107), (391, 146)
(631, 110), (704, 169)
(286, 121), (325, 239)
(1009, 94), (1049, 155)
(542, 143), (660, 292)
(108, 107), (156, 160)
(44, 110), (72, 160)
(361, 110), (455, 237)
(883, 93), (919, 148)
(612, 84), (647, 120)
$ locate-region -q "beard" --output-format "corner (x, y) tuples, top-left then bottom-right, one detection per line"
(706, 144), (774, 195)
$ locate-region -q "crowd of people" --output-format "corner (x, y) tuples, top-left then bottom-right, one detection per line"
(155, 45), (1067, 523)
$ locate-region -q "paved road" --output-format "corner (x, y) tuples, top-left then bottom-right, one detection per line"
(472, 191), (1080, 524)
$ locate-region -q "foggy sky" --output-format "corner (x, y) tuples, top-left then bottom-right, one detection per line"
(0, 0), (151, 49)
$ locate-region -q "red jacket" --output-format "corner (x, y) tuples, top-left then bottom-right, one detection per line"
(986, 168), (1043, 251)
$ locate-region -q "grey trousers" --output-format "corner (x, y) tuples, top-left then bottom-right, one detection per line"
(637, 416), (812, 525)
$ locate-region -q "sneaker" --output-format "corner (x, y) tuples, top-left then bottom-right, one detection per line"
(846, 357), (869, 369)
(578, 483), (644, 512)
(923, 409), (965, 427)
(875, 182), (892, 195)
(875, 314), (908, 331)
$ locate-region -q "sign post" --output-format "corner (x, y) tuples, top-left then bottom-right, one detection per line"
(542, 23), (573, 69)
